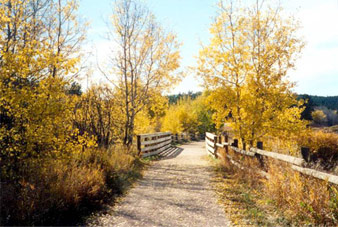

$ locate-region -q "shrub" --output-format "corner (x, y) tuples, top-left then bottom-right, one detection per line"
(1, 158), (106, 225)
(298, 130), (338, 171)
(0, 145), (143, 226)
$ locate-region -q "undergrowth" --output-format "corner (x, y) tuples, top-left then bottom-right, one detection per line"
(211, 158), (287, 226)
(211, 150), (338, 226)
(0, 145), (147, 226)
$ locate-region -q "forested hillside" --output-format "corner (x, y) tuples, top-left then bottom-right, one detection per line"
(299, 94), (338, 110)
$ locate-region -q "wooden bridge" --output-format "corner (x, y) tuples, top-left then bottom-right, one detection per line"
(87, 132), (230, 227)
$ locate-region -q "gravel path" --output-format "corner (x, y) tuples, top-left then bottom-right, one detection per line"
(87, 141), (231, 227)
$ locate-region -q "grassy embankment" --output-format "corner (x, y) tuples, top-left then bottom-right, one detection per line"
(211, 130), (338, 226)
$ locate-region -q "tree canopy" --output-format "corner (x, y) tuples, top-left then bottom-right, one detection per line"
(197, 0), (306, 145)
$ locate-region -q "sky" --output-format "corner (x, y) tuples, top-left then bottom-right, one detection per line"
(78, 0), (338, 96)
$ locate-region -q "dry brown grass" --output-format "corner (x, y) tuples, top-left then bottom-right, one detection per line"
(1, 145), (144, 226)
(298, 130), (338, 171)
(263, 160), (337, 225)
(212, 157), (285, 226)
(214, 147), (338, 226)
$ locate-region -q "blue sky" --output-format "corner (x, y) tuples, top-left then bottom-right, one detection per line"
(79, 0), (338, 96)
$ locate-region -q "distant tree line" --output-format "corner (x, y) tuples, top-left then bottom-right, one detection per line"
(298, 94), (338, 126)
(167, 91), (202, 104)
(299, 94), (338, 111)
(167, 92), (338, 126)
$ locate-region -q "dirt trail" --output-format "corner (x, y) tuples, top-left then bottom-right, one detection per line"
(87, 141), (231, 227)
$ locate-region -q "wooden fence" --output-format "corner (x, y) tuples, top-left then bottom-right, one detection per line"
(137, 132), (172, 157)
(137, 132), (204, 157)
(205, 132), (338, 185)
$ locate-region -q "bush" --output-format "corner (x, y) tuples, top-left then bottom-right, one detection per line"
(298, 130), (338, 171)
(0, 145), (143, 226)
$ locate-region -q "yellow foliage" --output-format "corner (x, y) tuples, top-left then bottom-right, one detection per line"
(0, 0), (93, 182)
(312, 109), (327, 124)
(161, 94), (215, 134)
(74, 84), (124, 146)
(109, 0), (181, 145)
(162, 97), (198, 134)
(198, 0), (307, 145)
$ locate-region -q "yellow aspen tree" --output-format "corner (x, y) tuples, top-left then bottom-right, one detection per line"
(0, 0), (92, 179)
(198, 0), (306, 146)
(74, 84), (125, 147)
(161, 97), (199, 134)
(107, 0), (181, 146)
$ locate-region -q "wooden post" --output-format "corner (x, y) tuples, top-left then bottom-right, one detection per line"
(257, 141), (263, 149)
(233, 139), (238, 148)
(137, 135), (142, 156)
(243, 142), (246, 151)
(256, 141), (264, 168)
(301, 147), (310, 162)
(175, 133), (178, 143)
(224, 134), (229, 153)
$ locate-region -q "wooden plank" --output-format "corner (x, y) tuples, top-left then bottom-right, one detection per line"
(151, 143), (171, 154)
(142, 143), (171, 157)
(216, 143), (224, 148)
(251, 148), (304, 166)
(139, 132), (171, 139)
(141, 139), (171, 152)
(142, 136), (172, 145)
(205, 140), (209, 154)
(141, 139), (172, 152)
(292, 165), (338, 185)
(206, 139), (215, 148)
(207, 145), (215, 154)
(206, 132), (216, 140)
(226, 155), (244, 170)
(231, 146), (255, 157)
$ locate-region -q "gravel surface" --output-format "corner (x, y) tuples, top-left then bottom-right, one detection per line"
(86, 141), (231, 227)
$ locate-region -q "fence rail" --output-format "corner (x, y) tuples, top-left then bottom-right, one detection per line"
(137, 132), (172, 157)
(137, 132), (204, 157)
(205, 132), (338, 185)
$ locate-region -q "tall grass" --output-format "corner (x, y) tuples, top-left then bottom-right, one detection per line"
(217, 143), (338, 225)
(0, 145), (144, 226)
(298, 130), (338, 171)
(263, 161), (338, 225)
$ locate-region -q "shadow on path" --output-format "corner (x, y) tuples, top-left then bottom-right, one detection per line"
(157, 147), (183, 160)
(86, 141), (230, 227)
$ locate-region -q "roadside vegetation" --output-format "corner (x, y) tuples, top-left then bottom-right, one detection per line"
(1, 0), (337, 225)
(0, 0), (179, 225)
(212, 157), (338, 226)
(198, 0), (338, 226)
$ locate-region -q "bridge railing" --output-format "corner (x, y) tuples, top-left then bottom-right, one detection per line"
(137, 132), (205, 157)
(137, 132), (172, 157)
(206, 132), (338, 185)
